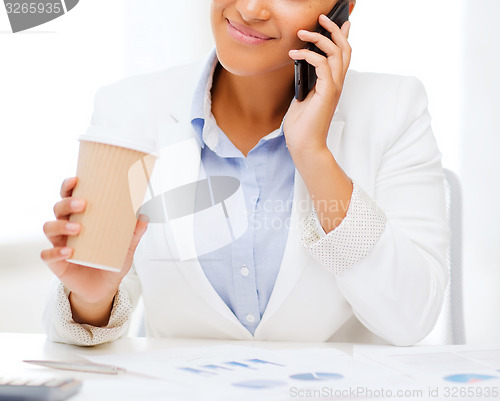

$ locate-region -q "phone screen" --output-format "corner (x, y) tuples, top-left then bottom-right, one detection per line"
(294, 0), (350, 101)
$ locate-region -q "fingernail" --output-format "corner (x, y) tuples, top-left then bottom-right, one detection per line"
(71, 199), (85, 209)
(61, 248), (72, 256)
(66, 222), (79, 232)
(138, 214), (150, 223)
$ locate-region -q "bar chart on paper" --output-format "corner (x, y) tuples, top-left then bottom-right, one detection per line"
(84, 345), (399, 399)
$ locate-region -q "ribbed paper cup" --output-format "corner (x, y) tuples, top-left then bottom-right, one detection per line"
(66, 140), (156, 272)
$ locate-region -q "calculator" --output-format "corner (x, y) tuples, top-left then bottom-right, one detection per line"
(0, 376), (82, 401)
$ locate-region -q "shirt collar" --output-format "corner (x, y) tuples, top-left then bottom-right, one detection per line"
(190, 49), (218, 150)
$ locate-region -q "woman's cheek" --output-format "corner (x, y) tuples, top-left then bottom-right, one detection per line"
(285, 32), (306, 52)
(211, 0), (231, 9)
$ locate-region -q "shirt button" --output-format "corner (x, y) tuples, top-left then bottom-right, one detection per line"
(246, 313), (255, 323)
(240, 265), (250, 277)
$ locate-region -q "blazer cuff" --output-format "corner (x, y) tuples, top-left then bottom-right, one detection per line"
(52, 282), (132, 346)
(301, 180), (386, 276)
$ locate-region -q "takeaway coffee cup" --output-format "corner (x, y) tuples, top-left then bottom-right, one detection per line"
(66, 140), (156, 272)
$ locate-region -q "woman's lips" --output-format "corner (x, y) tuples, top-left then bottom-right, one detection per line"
(226, 19), (274, 45)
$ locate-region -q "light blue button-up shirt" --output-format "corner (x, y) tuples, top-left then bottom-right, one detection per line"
(190, 51), (296, 334)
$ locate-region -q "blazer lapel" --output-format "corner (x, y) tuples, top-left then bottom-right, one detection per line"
(255, 119), (346, 334)
(327, 120), (346, 159)
(255, 169), (312, 333)
(149, 66), (253, 337)
(154, 119), (251, 338)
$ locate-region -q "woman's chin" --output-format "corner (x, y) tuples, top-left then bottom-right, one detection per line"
(216, 46), (292, 77)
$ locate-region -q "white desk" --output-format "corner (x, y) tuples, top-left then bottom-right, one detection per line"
(0, 333), (354, 401)
(2, 333), (500, 401)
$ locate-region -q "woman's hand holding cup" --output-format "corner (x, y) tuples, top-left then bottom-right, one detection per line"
(41, 176), (149, 326)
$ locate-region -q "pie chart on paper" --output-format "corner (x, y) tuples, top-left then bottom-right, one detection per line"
(289, 372), (344, 381)
(443, 373), (498, 383)
(232, 380), (287, 389)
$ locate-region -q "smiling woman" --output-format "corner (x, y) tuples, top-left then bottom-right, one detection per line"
(40, 0), (449, 346)
(211, 0), (345, 76)
(226, 19), (273, 44)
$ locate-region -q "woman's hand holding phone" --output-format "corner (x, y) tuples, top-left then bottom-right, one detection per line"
(284, 15), (351, 159)
(41, 177), (149, 326)
(283, 14), (353, 234)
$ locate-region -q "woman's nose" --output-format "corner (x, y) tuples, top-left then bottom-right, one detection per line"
(235, 0), (271, 21)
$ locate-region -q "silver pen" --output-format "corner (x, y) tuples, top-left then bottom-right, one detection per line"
(23, 360), (126, 375)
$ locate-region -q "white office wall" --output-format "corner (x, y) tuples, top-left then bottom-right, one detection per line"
(342, 0), (500, 345)
(122, 1), (213, 76)
(460, 0), (500, 344)
(350, 0), (500, 344)
(1, 1), (499, 343)
(0, 0), (128, 245)
(0, 1), (214, 247)
(348, 0), (463, 172)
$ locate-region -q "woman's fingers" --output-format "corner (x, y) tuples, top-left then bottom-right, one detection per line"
(53, 197), (86, 220)
(121, 214), (149, 276)
(319, 14), (351, 61)
(43, 220), (81, 246)
(40, 247), (75, 279)
(337, 20), (352, 72)
(47, 192), (85, 246)
(41, 247), (73, 266)
(289, 48), (335, 97)
(296, 30), (345, 87)
(126, 215), (149, 258)
(60, 177), (77, 198)
(342, 20), (351, 39)
(56, 177), (86, 220)
(296, 15), (352, 85)
(318, 15), (351, 83)
(296, 29), (340, 58)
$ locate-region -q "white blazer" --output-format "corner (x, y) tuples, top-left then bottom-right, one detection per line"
(45, 54), (450, 346)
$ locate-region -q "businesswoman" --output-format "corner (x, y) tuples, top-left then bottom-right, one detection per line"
(41, 0), (449, 346)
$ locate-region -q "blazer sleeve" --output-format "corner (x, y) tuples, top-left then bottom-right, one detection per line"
(301, 77), (450, 346)
(42, 262), (142, 346)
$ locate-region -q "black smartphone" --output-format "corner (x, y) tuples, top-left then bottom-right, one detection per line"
(294, 0), (350, 101)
